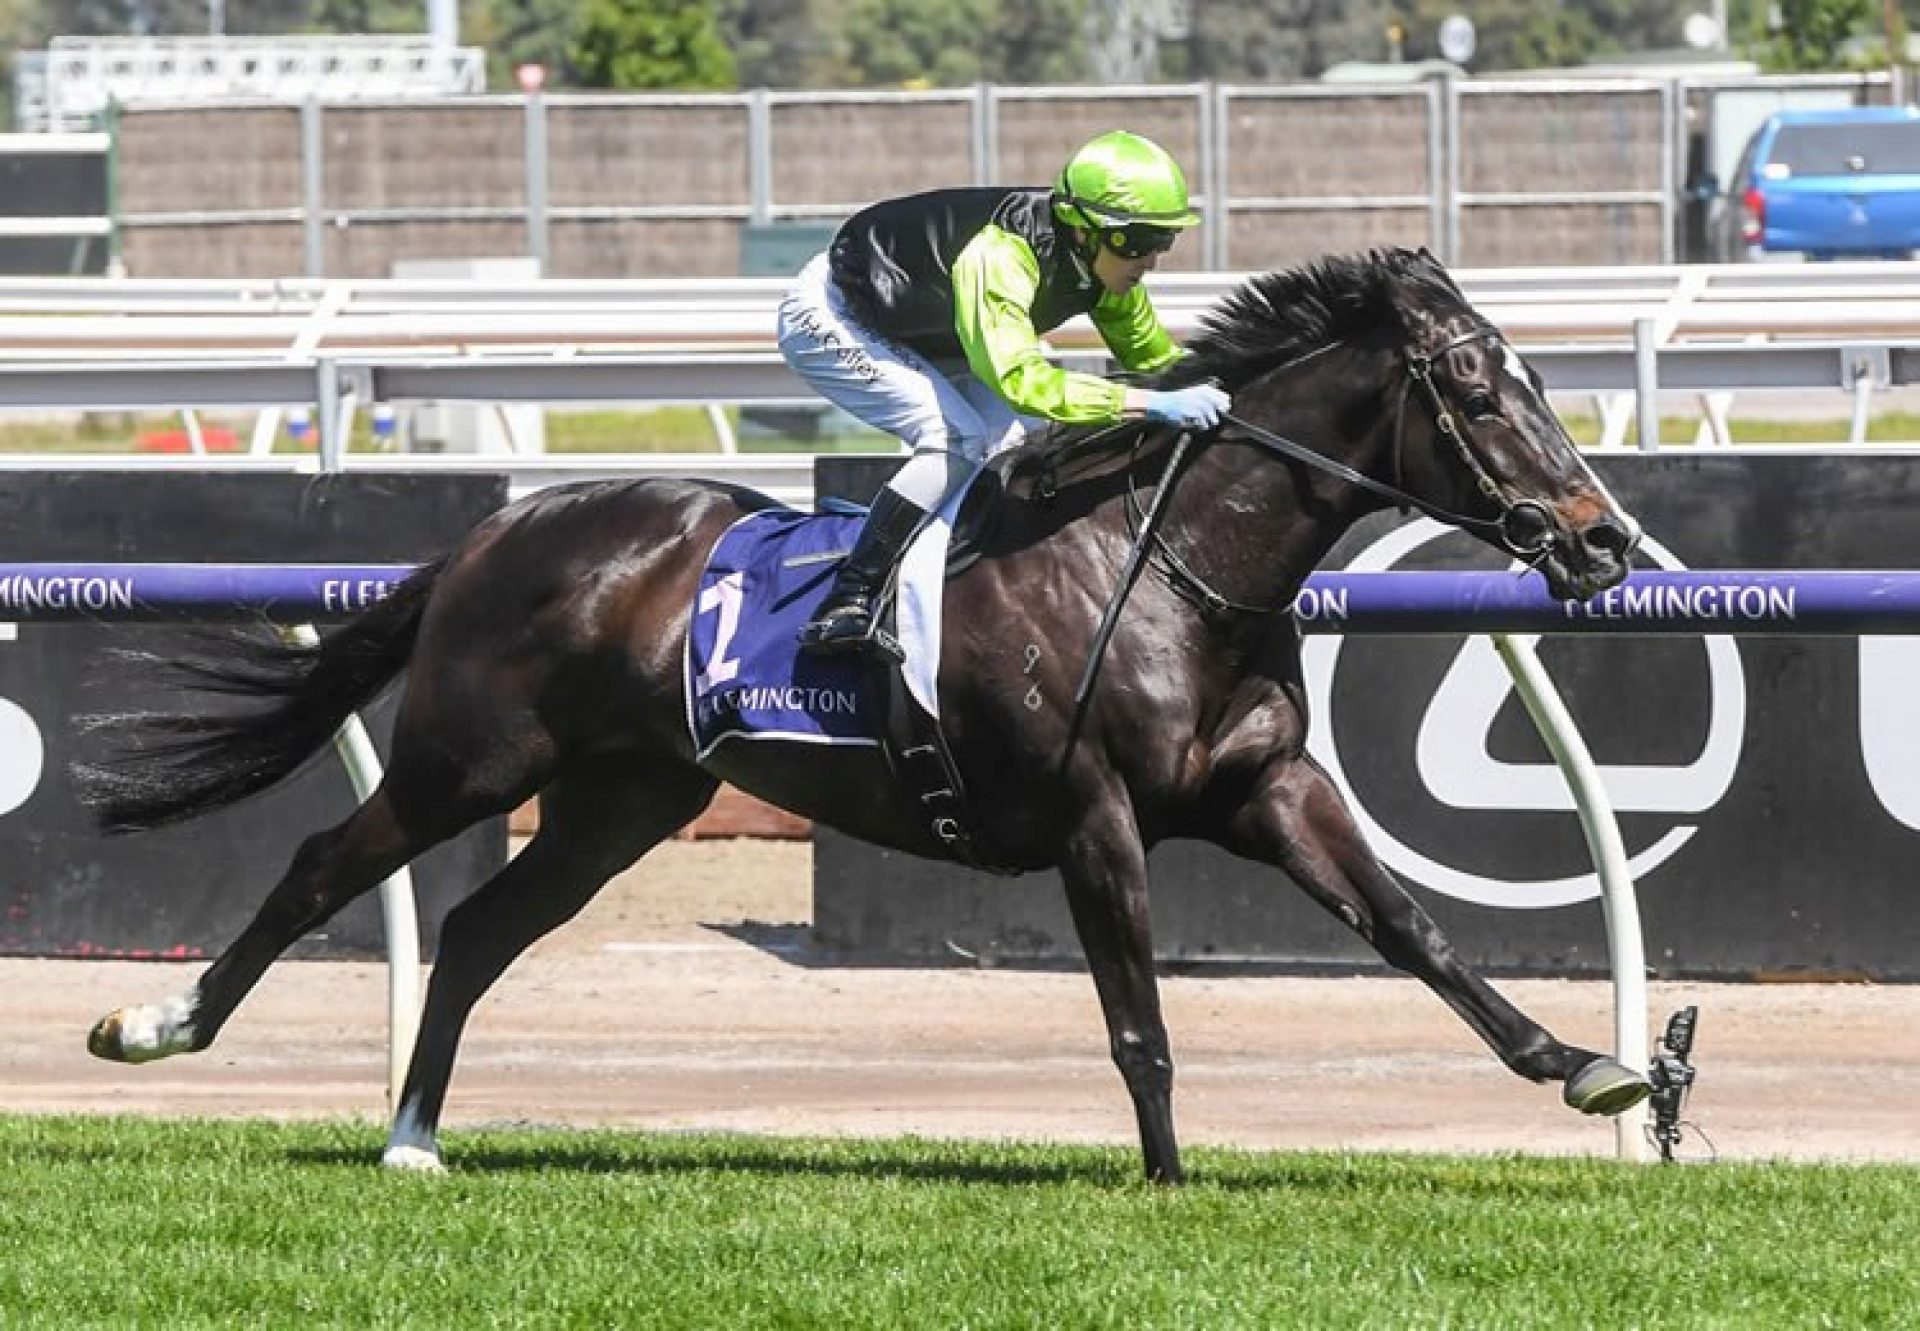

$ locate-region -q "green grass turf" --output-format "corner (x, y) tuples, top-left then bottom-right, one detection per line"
(0, 1115), (1914, 1329)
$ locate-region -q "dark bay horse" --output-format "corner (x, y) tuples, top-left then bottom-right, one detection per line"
(80, 247), (1647, 1182)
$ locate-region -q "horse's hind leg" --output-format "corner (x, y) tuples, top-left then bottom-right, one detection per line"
(87, 777), (476, 1065)
(88, 661), (558, 1065)
(381, 757), (718, 1172)
(1219, 755), (1649, 1116)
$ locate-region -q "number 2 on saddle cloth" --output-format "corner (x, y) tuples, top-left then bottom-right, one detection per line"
(685, 505), (1001, 871)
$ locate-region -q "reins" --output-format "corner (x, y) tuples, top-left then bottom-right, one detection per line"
(1058, 426), (1197, 774)
(1219, 408), (1524, 554)
(1056, 323), (1558, 772)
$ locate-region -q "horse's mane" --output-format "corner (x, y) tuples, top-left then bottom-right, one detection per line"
(1011, 246), (1464, 473)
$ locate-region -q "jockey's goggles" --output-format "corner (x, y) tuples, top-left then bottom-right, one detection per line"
(1101, 223), (1178, 260)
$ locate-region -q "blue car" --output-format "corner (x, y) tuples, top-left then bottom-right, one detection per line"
(1709, 106), (1920, 261)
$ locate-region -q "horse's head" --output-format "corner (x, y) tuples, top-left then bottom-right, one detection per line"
(1380, 249), (1639, 600)
(1178, 247), (1640, 603)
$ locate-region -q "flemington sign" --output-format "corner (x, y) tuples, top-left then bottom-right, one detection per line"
(1291, 569), (1863, 634)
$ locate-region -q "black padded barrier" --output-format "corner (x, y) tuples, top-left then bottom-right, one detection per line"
(0, 472), (509, 960)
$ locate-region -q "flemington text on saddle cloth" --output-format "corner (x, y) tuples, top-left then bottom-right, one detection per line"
(683, 499), (958, 762)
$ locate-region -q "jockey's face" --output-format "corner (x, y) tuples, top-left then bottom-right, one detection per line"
(1090, 238), (1164, 295)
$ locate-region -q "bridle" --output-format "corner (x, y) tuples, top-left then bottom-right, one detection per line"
(1066, 321), (1565, 764)
(1233, 325), (1558, 562)
(1127, 325), (1562, 618)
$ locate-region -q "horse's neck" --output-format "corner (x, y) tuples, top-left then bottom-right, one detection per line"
(1163, 370), (1395, 607)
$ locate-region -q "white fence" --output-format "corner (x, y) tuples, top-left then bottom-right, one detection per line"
(4, 261), (1920, 484)
(11, 261), (1920, 348)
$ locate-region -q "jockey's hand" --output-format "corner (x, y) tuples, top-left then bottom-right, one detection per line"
(1139, 383), (1230, 430)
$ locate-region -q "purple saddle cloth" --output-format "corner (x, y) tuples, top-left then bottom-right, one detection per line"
(684, 508), (883, 760)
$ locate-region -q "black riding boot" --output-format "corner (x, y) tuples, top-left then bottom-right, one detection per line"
(799, 488), (929, 659)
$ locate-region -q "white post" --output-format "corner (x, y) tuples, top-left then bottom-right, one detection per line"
(1850, 372), (1874, 446)
(427, 0), (458, 47)
(283, 624), (423, 1114)
(706, 403), (738, 454)
(1492, 632), (1651, 1163)
(1633, 316), (1660, 452)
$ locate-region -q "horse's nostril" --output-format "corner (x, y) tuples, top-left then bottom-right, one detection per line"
(1584, 518), (1633, 557)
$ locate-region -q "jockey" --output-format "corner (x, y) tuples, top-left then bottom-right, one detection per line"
(778, 129), (1230, 658)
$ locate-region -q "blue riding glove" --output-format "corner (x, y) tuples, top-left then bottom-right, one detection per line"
(1141, 383), (1231, 430)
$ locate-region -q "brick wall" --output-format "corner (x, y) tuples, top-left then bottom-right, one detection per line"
(510, 782), (809, 841)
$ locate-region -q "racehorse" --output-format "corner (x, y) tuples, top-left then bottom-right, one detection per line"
(79, 247), (1647, 1183)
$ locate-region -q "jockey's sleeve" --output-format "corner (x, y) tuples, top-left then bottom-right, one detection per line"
(950, 226), (1129, 423)
(1090, 283), (1182, 374)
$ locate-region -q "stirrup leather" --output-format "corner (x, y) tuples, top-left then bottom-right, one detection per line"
(798, 489), (927, 663)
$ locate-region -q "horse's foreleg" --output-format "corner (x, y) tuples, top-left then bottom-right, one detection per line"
(88, 784), (432, 1064)
(382, 760), (718, 1172)
(1058, 802), (1183, 1184)
(1220, 757), (1649, 1116)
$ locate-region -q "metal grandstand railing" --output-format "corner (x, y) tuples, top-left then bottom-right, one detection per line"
(15, 36), (487, 133)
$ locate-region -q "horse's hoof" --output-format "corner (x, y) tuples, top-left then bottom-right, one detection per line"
(86, 1012), (127, 1062)
(86, 999), (196, 1064)
(1564, 1056), (1652, 1116)
(382, 1144), (446, 1174)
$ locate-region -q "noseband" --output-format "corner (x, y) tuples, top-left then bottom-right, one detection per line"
(1397, 326), (1557, 558)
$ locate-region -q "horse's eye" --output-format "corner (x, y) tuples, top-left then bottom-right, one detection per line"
(1464, 391), (1498, 420)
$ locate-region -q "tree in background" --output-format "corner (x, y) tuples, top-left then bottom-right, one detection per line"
(1395, 0), (1602, 71)
(992, 0), (1088, 83)
(465, 0), (585, 87)
(837, 0), (989, 85)
(310, 0), (430, 31)
(1763, 0), (1872, 66)
(0, 0), (50, 129)
(742, 0), (1089, 89)
(570, 0), (736, 89)
(717, 0), (843, 88)
(61, 0), (311, 34)
(1188, 0), (1396, 81)
(310, 2), (594, 88)
(1580, 0), (1684, 54)
(20, 0), (1902, 95)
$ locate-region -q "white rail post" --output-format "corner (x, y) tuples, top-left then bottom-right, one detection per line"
(1492, 632), (1650, 1163)
(283, 623), (422, 1113)
(1633, 316), (1660, 452)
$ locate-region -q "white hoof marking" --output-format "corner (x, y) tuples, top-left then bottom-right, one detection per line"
(112, 994), (199, 1064)
(382, 1144), (446, 1173)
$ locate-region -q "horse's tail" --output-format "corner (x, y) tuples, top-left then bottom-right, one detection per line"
(73, 557), (448, 834)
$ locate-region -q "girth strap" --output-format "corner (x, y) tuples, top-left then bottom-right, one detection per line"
(870, 611), (1017, 877)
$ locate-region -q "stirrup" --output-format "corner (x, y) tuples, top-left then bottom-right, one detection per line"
(799, 603), (904, 662)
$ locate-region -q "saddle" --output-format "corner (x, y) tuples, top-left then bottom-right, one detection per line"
(685, 498), (1015, 874)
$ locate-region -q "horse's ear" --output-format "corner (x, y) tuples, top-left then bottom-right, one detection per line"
(1409, 246), (1466, 299)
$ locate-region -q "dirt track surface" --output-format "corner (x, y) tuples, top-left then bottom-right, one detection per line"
(7, 838), (1919, 1164)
